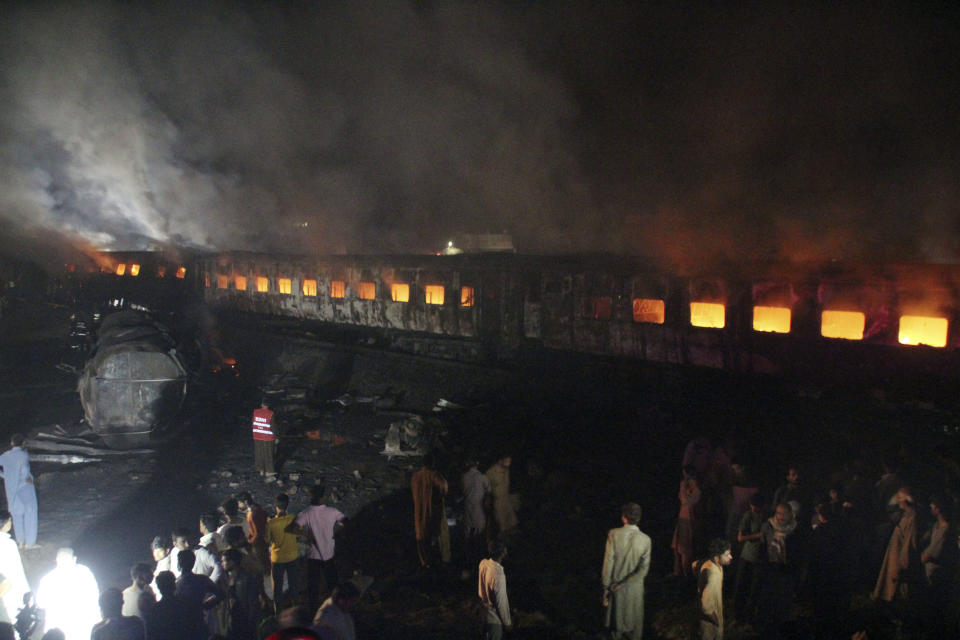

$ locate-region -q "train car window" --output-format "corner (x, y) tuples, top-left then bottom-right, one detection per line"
(331, 280), (345, 298)
(460, 286), (475, 307)
(235, 275), (247, 291)
(391, 283), (410, 302)
(278, 278), (293, 295)
(176, 266), (187, 279)
(130, 264), (140, 277)
(425, 285), (445, 305)
(256, 277), (269, 293)
(156, 266), (166, 278)
(582, 297), (612, 320)
(217, 275), (229, 289)
(358, 281), (376, 300)
(690, 302), (725, 328)
(302, 279), (317, 296)
(632, 298), (665, 324)
(115, 264), (126, 276)
(753, 306), (791, 333)
(898, 315), (948, 347)
(821, 310), (864, 340)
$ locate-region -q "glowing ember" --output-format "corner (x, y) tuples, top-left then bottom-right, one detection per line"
(358, 281), (376, 300)
(302, 279), (317, 296)
(256, 277), (269, 293)
(821, 310), (864, 340)
(129, 264), (140, 277)
(278, 278), (292, 294)
(460, 286), (475, 307)
(632, 298), (665, 324)
(753, 305), (791, 333)
(898, 315), (948, 348)
(217, 275), (229, 289)
(425, 285), (445, 305)
(115, 263), (126, 276)
(330, 280), (346, 298)
(235, 275), (247, 290)
(690, 302), (725, 328)
(391, 283), (410, 302)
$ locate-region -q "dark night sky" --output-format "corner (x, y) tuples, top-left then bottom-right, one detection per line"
(1, 2), (959, 267)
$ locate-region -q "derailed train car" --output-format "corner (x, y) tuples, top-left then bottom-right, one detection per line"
(194, 252), (960, 397)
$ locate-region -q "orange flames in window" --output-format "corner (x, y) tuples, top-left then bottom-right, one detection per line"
(898, 315), (948, 348)
(633, 298), (665, 324)
(425, 285), (445, 305)
(753, 306), (791, 333)
(690, 302), (725, 328)
(391, 283), (410, 302)
(821, 310), (864, 340)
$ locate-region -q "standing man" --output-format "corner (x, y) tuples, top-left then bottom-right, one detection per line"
(478, 541), (511, 640)
(252, 400), (277, 479)
(91, 588), (145, 640)
(36, 547), (100, 640)
(0, 434), (38, 549)
(696, 538), (733, 640)
(411, 452), (449, 570)
(0, 511), (28, 624)
(287, 484), (345, 612)
(485, 455), (518, 540)
(462, 456), (491, 572)
(237, 492), (270, 576)
(265, 493), (300, 608)
(602, 503), (651, 640)
(122, 563), (155, 620)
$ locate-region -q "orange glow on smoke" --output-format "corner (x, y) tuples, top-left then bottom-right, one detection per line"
(357, 281), (376, 300)
(278, 278), (292, 295)
(330, 280), (345, 298)
(821, 310), (865, 340)
(898, 315), (948, 348)
(425, 285), (445, 305)
(690, 302), (725, 328)
(302, 279), (317, 296)
(391, 283), (410, 302)
(129, 264), (140, 277)
(460, 286), (475, 307)
(256, 277), (269, 293)
(633, 298), (665, 324)
(115, 263), (126, 276)
(753, 306), (791, 333)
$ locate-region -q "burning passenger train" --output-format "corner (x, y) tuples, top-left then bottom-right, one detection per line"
(71, 250), (960, 404)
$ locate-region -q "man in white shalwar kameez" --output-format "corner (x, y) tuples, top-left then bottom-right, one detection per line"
(0, 434), (38, 548)
(0, 510), (28, 623)
(602, 502), (651, 640)
(37, 547), (100, 640)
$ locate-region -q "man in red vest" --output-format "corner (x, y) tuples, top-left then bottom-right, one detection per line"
(252, 400), (277, 478)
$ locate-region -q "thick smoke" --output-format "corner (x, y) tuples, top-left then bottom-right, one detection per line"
(1, 2), (958, 264)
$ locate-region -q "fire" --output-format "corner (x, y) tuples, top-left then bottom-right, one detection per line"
(391, 283), (410, 302)
(115, 263), (126, 276)
(821, 310), (864, 340)
(176, 266), (186, 279)
(690, 302), (725, 328)
(753, 306), (791, 333)
(129, 264), (140, 277)
(330, 280), (345, 298)
(633, 298), (665, 324)
(898, 315), (948, 348)
(156, 266), (166, 278)
(235, 275), (247, 290)
(302, 279), (317, 296)
(425, 285), (445, 305)
(357, 281), (376, 300)
(256, 277), (269, 293)
(460, 286), (475, 307)
(217, 275), (228, 289)
(278, 278), (292, 295)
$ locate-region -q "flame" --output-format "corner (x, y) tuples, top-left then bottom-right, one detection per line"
(129, 264), (140, 277)
(330, 280), (345, 298)
(753, 306), (791, 333)
(235, 275), (247, 290)
(391, 283), (409, 302)
(256, 277), (269, 292)
(278, 278), (292, 294)
(176, 266), (186, 279)
(425, 285), (445, 305)
(460, 286), (475, 307)
(357, 281), (376, 300)
(115, 263), (126, 276)
(217, 274), (229, 289)
(821, 310), (865, 340)
(898, 315), (948, 348)
(302, 279), (317, 296)
(690, 302), (725, 328)
(633, 298), (665, 324)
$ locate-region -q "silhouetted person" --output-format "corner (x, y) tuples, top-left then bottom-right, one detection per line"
(91, 587), (144, 640)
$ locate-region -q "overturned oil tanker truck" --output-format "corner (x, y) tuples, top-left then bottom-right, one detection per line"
(78, 310), (187, 449)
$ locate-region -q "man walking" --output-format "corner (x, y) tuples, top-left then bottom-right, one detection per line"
(0, 434), (38, 549)
(696, 538), (733, 640)
(602, 503), (651, 640)
(478, 541), (512, 640)
(251, 400), (277, 478)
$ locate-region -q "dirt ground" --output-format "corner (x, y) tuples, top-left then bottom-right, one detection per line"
(3, 297), (960, 639)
